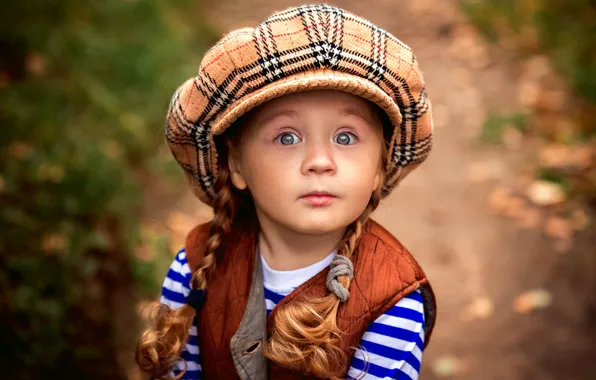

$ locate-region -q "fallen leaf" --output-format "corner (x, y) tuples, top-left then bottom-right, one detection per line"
(538, 90), (566, 112)
(460, 297), (494, 321)
(488, 187), (512, 214)
(518, 80), (541, 107)
(527, 180), (566, 206)
(538, 143), (569, 169)
(503, 195), (526, 219)
(513, 289), (553, 314)
(570, 209), (590, 231)
(544, 216), (572, 240)
(538, 143), (592, 170)
(432, 356), (467, 377)
(515, 207), (542, 229)
(568, 146), (593, 169)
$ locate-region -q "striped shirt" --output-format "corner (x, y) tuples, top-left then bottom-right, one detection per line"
(160, 248), (425, 380)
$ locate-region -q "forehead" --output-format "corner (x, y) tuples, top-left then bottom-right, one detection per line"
(254, 90), (373, 117)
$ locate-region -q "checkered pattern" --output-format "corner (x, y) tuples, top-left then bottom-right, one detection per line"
(166, 4), (434, 206)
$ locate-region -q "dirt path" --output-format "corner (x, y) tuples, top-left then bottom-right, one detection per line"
(150, 1), (596, 378)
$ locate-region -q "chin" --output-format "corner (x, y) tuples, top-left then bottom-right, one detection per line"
(288, 215), (350, 235)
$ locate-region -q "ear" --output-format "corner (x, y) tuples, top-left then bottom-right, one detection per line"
(228, 151), (248, 190)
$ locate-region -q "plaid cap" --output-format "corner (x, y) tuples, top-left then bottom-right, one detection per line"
(166, 4), (433, 206)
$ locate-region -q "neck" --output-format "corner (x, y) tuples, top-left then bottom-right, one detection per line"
(256, 215), (346, 271)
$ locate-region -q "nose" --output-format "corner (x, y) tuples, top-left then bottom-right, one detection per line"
(301, 138), (337, 175)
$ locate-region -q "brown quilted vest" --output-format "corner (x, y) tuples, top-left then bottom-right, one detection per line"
(184, 219), (436, 379)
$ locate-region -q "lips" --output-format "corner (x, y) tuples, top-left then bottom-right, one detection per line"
(299, 190), (337, 206)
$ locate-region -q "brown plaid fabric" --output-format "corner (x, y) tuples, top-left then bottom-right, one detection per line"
(166, 4), (434, 206)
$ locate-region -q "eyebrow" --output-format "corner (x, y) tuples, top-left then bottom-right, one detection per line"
(257, 109), (299, 126)
(340, 107), (374, 124)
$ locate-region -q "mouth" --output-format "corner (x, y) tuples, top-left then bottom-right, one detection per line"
(299, 190), (337, 206)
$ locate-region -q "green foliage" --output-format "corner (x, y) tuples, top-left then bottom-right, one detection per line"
(462, 0), (596, 105)
(480, 111), (528, 144)
(463, 0), (596, 206)
(0, 0), (216, 378)
(132, 227), (174, 296)
(537, 168), (571, 191)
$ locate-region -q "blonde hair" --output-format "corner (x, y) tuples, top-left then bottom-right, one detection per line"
(135, 99), (390, 379)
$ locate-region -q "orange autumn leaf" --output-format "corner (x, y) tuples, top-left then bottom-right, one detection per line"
(513, 289), (553, 314)
(503, 195), (527, 219)
(515, 207), (542, 229)
(544, 216), (572, 240)
(460, 297), (494, 321)
(488, 187), (512, 214)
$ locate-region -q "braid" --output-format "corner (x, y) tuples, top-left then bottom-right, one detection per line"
(136, 165), (238, 379)
(192, 167), (235, 290)
(331, 185), (382, 321)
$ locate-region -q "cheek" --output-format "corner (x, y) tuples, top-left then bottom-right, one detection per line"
(340, 145), (382, 186)
(240, 148), (297, 197)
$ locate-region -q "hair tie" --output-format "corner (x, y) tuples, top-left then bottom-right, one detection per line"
(185, 288), (207, 311)
(326, 255), (354, 303)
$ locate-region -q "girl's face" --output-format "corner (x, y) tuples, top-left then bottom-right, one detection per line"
(228, 90), (384, 235)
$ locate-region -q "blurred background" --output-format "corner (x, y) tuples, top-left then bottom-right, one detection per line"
(1, 0), (594, 379)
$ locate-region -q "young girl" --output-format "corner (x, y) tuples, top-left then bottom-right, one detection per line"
(137, 4), (436, 380)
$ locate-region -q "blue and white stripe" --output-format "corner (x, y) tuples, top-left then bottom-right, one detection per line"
(346, 290), (425, 379)
(160, 249), (202, 379)
(160, 248), (425, 379)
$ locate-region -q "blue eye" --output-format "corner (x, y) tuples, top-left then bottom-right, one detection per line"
(334, 132), (357, 145)
(276, 132), (302, 145)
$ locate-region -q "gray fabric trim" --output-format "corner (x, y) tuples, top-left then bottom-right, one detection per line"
(419, 284), (436, 341)
(229, 249), (268, 380)
(326, 254), (354, 302)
